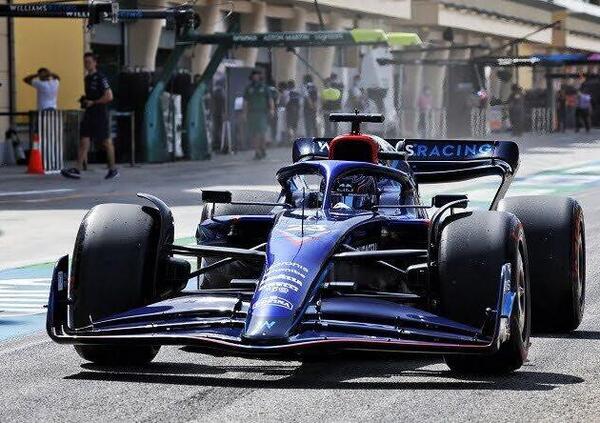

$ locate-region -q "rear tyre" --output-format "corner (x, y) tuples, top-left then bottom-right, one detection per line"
(498, 196), (585, 332)
(71, 203), (161, 365)
(198, 189), (280, 288)
(439, 211), (530, 374)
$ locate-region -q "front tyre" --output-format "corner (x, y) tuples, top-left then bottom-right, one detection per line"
(71, 203), (162, 365)
(439, 211), (530, 374)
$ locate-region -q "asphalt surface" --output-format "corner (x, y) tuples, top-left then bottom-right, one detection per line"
(1, 134), (600, 422)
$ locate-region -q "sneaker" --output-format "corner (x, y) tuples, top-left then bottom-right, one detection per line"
(105, 168), (119, 180)
(60, 168), (81, 179)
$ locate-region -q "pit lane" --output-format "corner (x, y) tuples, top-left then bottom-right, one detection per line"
(1, 135), (600, 421)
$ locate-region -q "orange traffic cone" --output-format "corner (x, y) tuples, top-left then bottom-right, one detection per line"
(27, 134), (44, 174)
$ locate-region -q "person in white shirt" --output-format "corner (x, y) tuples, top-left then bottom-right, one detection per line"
(23, 68), (60, 110)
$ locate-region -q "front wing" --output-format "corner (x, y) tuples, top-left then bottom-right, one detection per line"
(47, 256), (511, 358)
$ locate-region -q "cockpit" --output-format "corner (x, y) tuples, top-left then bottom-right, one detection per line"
(330, 173), (378, 212)
(279, 164), (412, 216)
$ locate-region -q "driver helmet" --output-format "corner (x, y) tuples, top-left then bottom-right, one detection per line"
(331, 174), (377, 211)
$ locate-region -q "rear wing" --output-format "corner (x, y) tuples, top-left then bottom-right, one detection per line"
(292, 137), (520, 209)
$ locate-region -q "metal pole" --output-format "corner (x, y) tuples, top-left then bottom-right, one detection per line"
(7, 0), (15, 125)
(130, 112), (136, 167)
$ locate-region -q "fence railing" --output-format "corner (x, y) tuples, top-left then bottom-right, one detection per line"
(397, 108), (448, 138)
(470, 108), (488, 138)
(395, 106), (554, 139)
(1, 109), (138, 168)
(530, 107), (553, 134)
(36, 110), (64, 173)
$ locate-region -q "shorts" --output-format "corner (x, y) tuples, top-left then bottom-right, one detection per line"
(246, 112), (268, 137)
(80, 110), (110, 143)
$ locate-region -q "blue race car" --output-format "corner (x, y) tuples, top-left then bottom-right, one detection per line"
(47, 113), (586, 374)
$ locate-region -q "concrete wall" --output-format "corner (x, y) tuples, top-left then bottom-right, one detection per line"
(13, 16), (84, 111)
(126, 0), (166, 71)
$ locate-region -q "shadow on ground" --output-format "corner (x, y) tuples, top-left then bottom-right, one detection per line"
(66, 354), (584, 391)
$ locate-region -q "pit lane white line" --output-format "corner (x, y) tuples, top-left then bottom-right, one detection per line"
(0, 278), (50, 286)
(0, 189), (74, 197)
(0, 279), (50, 316)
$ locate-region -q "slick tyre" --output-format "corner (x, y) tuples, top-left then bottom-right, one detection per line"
(498, 196), (585, 332)
(439, 211), (530, 374)
(198, 189), (280, 288)
(71, 203), (161, 365)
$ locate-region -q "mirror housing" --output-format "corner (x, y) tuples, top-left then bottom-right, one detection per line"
(202, 190), (232, 204)
(432, 194), (468, 208)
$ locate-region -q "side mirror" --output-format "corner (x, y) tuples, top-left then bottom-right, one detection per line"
(432, 194), (468, 208)
(202, 190), (232, 204)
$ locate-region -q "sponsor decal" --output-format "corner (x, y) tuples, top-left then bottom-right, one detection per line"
(263, 33), (310, 43)
(258, 281), (299, 294)
(11, 4), (47, 11)
(356, 243), (377, 251)
(262, 274), (304, 286)
(253, 295), (294, 311)
(64, 12), (88, 17)
(261, 320), (276, 330)
(258, 262), (308, 295)
(316, 141), (329, 153)
(119, 10), (143, 19)
(403, 143), (493, 158)
(315, 32), (344, 42)
(233, 34), (259, 42)
(497, 57), (540, 66)
(264, 266), (306, 279)
(57, 271), (66, 292)
(311, 138), (494, 159)
(268, 261), (309, 273)
(279, 223), (330, 238)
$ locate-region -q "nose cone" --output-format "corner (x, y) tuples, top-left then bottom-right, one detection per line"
(243, 315), (295, 342)
(242, 260), (313, 342)
(242, 211), (373, 343)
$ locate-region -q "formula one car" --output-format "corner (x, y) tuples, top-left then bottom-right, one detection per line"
(47, 113), (586, 374)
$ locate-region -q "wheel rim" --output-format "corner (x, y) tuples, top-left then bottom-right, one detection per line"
(515, 250), (527, 341)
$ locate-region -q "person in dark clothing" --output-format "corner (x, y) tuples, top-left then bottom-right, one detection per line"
(346, 74), (362, 112)
(268, 83), (279, 144)
(556, 85), (567, 133)
(62, 52), (117, 179)
(211, 78), (226, 152)
(243, 69), (275, 160)
(302, 74), (318, 136)
(508, 84), (525, 137)
(285, 80), (301, 142)
(575, 89), (592, 133)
